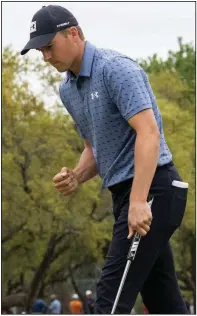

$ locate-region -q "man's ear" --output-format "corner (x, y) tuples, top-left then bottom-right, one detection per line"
(70, 26), (78, 38)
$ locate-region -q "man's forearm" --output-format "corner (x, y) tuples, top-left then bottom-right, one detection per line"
(130, 131), (160, 202)
(73, 147), (98, 184)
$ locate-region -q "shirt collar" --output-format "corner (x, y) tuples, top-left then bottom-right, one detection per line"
(79, 41), (96, 77)
(67, 41), (96, 81)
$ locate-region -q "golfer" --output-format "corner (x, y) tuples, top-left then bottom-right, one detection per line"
(21, 5), (189, 314)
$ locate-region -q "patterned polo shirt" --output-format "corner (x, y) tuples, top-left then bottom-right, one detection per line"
(59, 41), (172, 188)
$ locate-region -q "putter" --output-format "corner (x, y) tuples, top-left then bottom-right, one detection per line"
(111, 198), (154, 314)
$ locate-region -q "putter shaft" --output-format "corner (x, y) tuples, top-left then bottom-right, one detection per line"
(111, 260), (131, 314)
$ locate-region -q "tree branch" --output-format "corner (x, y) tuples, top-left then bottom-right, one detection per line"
(2, 221), (27, 244)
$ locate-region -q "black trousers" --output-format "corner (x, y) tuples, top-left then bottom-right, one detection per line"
(95, 162), (189, 314)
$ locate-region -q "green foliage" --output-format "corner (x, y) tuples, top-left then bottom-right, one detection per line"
(139, 37), (195, 86)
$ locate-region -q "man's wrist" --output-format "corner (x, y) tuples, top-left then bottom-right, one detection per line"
(72, 167), (82, 184)
(130, 192), (147, 203)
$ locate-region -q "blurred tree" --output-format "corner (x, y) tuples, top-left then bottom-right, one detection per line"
(139, 37), (195, 105)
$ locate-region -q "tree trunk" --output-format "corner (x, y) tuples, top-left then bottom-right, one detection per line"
(37, 282), (45, 298)
(25, 235), (57, 312)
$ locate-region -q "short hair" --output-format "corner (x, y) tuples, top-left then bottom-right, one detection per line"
(60, 26), (85, 40)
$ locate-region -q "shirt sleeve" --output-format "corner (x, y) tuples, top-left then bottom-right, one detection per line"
(51, 301), (61, 314)
(103, 57), (153, 121)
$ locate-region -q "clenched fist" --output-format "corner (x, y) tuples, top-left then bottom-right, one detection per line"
(53, 167), (78, 196)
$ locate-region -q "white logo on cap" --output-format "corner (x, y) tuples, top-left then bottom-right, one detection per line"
(57, 22), (70, 28)
(30, 21), (37, 33)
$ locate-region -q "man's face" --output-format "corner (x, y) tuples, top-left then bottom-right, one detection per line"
(50, 295), (56, 301)
(38, 28), (78, 72)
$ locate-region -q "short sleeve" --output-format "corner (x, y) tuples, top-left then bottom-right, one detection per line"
(103, 57), (153, 120)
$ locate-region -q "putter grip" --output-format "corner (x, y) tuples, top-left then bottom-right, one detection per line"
(127, 198), (154, 261)
(127, 232), (141, 260)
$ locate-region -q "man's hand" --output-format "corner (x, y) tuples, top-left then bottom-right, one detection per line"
(53, 167), (78, 196)
(128, 201), (152, 239)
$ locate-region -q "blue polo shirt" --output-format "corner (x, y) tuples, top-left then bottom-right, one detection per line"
(59, 41), (172, 188)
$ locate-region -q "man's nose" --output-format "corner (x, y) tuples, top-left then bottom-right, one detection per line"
(42, 50), (52, 62)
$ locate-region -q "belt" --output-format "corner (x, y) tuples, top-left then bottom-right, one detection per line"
(108, 161), (174, 194)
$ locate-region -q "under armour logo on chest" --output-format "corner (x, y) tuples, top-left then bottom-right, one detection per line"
(91, 92), (99, 100)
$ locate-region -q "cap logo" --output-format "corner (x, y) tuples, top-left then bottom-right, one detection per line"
(57, 22), (70, 28)
(30, 21), (37, 33)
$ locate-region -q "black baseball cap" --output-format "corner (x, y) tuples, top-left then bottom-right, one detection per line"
(21, 5), (78, 55)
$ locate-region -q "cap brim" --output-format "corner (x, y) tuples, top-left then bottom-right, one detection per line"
(20, 32), (56, 55)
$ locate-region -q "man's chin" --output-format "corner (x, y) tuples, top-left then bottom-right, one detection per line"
(52, 63), (67, 73)
(57, 68), (67, 73)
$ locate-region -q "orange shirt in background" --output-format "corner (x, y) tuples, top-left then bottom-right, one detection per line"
(69, 300), (83, 314)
